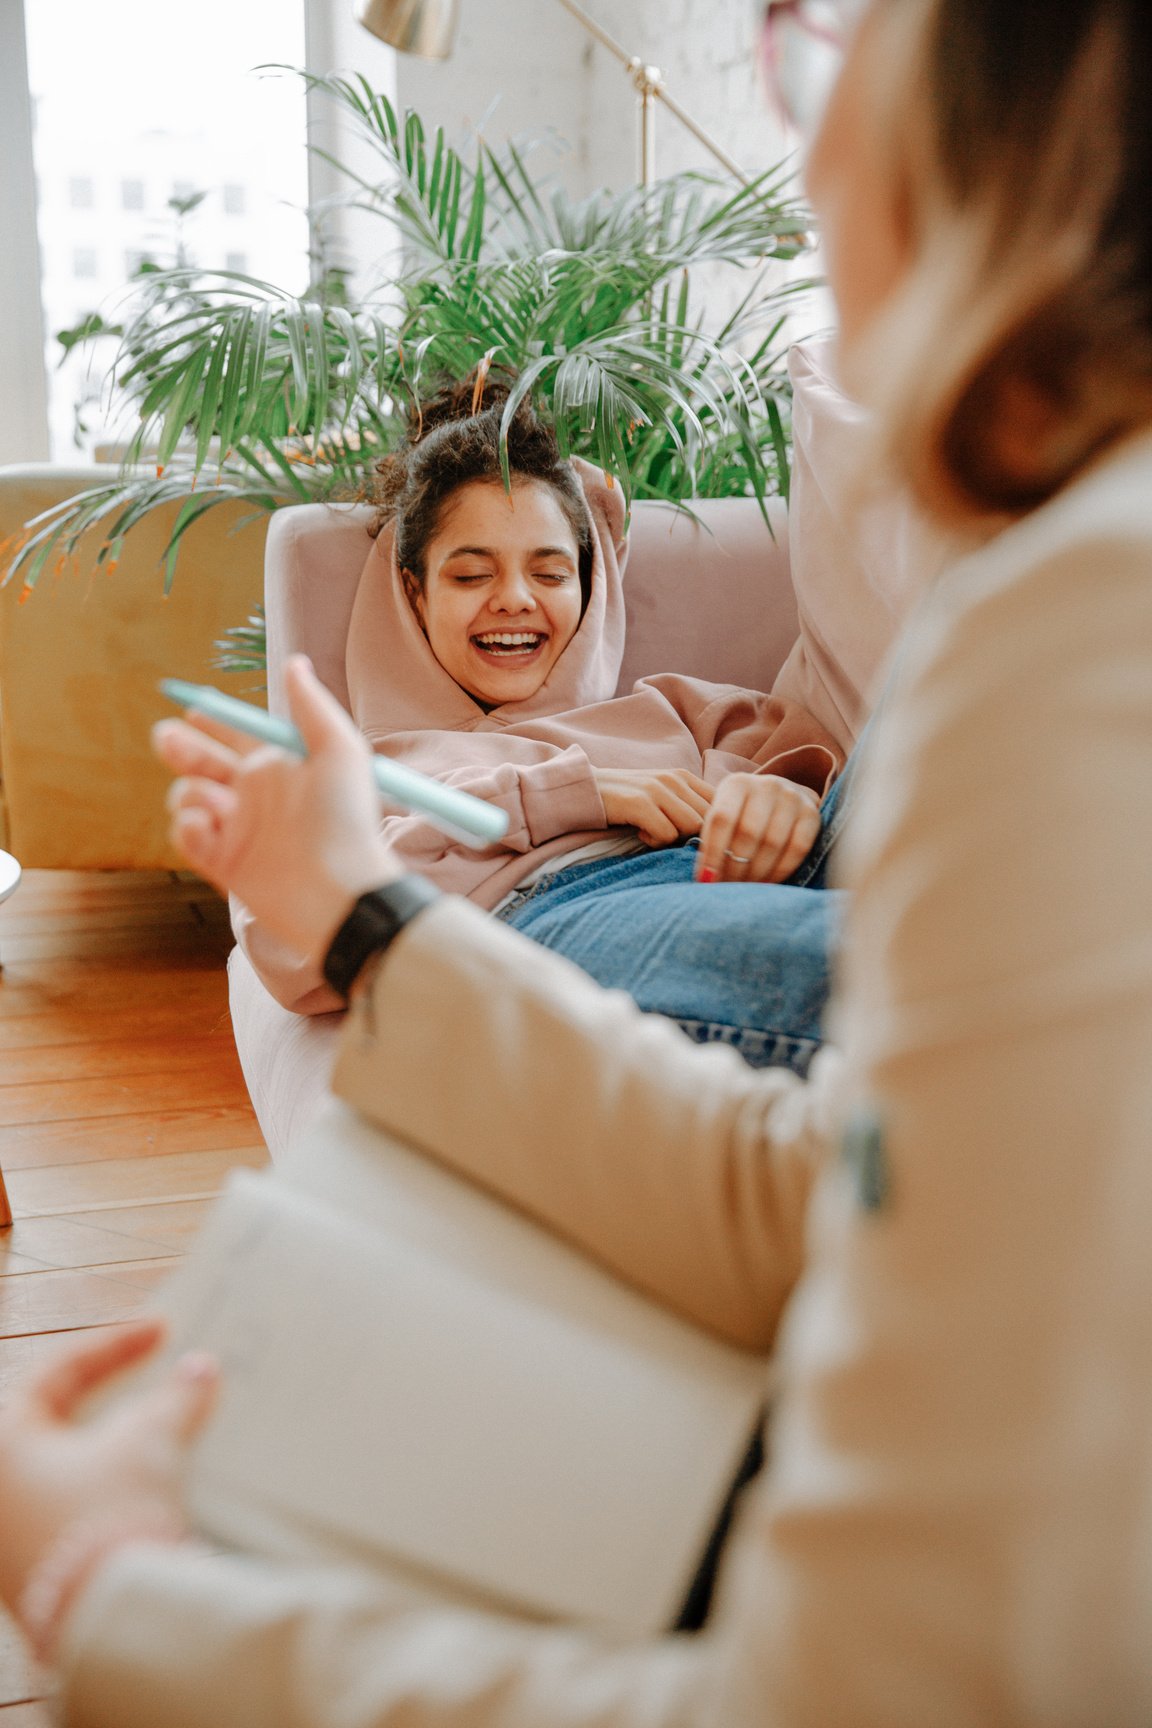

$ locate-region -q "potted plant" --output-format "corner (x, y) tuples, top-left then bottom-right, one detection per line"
(4, 72), (813, 668)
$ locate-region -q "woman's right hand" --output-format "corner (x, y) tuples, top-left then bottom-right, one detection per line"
(153, 654), (395, 964)
(594, 767), (714, 847)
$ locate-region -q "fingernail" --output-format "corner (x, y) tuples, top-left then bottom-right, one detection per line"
(696, 867), (718, 884)
(176, 1351), (218, 1384)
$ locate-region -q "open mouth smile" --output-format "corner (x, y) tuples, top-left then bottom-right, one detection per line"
(470, 631), (548, 661)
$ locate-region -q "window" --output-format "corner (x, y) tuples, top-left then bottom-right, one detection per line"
(24, 0), (309, 457)
(224, 250), (248, 274)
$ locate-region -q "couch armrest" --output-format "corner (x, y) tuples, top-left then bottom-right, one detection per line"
(0, 465), (266, 870)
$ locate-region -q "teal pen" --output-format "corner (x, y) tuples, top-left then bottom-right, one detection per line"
(159, 679), (509, 849)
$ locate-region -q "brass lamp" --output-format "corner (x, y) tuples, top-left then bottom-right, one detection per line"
(355, 0), (749, 187)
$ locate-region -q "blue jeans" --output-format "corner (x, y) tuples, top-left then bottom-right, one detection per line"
(495, 749), (861, 1074)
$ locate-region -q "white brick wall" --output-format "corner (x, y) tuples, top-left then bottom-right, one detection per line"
(370, 1), (827, 343)
(390, 1), (788, 196)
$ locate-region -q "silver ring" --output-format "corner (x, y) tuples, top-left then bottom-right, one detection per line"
(724, 850), (753, 864)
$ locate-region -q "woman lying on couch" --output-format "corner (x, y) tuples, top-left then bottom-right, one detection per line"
(237, 380), (852, 1074)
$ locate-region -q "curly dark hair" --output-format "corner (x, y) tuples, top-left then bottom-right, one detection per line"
(371, 372), (595, 606)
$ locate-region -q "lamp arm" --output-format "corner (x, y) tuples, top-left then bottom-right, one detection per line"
(653, 83), (750, 185)
(553, 0), (750, 185)
(552, 0), (634, 71)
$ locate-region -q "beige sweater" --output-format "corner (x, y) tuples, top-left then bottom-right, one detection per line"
(59, 429), (1152, 1725)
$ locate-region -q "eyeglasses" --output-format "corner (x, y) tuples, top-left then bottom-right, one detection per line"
(758, 0), (854, 137)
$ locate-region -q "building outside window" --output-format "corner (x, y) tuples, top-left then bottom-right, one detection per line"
(24, 0), (309, 457)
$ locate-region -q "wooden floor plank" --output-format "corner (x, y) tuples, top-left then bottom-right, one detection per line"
(0, 999), (236, 1052)
(0, 927), (232, 965)
(0, 1259), (179, 1339)
(7, 876), (221, 912)
(5, 1146), (266, 1217)
(0, 884), (225, 937)
(0, 1200), (215, 1274)
(0, 869), (267, 1704)
(0, 1106), (264, 1173)
(0, 1066), (251, 1130)
(0, 961), (231, 1017)
(0, 1034), (246, 1089)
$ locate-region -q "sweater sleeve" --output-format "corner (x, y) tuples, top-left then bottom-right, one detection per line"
(229, 745), (606, 1014)
(378, 744), (607, 858)
(631, 675), (844, 796)
(334, 897), (842, 1352)
(230, 894), (344, 1016)
(57, 1545), (707, 1728)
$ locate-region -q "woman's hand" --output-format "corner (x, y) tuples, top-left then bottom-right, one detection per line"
(695, 772), (822, 884)
(594, 767), (715, 847)
(153, 654), (395, 964)
(0, 1321), (216, 1618)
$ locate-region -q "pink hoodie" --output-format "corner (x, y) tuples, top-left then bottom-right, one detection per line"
(236, 460), (844, 1012)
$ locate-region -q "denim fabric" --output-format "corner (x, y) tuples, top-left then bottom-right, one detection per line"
(495, 743), (865, 1074)
(788, 734), (862, 889)
(497, 854), (844, 1078)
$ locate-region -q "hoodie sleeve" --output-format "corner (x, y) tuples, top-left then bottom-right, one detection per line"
(379, 745), (607, 859)
(228, 747), (606, 1016)
(231, 894), (345, 1016)
(633, 674), (845, 798)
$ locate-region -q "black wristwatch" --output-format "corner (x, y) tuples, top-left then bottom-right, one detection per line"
(322, 875), (442, 1000)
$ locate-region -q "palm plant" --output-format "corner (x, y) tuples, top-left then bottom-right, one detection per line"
(3, 72), (814, 667)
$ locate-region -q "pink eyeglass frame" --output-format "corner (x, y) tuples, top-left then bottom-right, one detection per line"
(759, 0), (848, 130)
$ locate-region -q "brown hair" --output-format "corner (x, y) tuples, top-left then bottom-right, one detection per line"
(371, 373), (595, 605)
(854, 0), (1152, 520)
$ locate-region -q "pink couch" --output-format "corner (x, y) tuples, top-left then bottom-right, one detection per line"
(228, 341), (925, 1160)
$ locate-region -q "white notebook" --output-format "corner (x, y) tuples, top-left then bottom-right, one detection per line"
(156, 1099), (768, 1638)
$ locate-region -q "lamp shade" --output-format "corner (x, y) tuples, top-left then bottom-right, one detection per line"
(356, 0), (460, 58)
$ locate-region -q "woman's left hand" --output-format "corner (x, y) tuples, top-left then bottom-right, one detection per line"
(695, 772), (823, 884)
(0, 1321), (217, 1618)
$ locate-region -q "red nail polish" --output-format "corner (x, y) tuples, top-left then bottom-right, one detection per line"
(696, 867), (718, 884)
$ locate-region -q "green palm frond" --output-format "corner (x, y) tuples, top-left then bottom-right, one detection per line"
(4, 68), (819, 667)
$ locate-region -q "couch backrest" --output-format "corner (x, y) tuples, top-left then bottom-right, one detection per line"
(263, 494), (798, 720)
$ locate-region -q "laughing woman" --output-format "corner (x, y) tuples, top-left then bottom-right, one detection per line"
(236, 378), (850, 1074)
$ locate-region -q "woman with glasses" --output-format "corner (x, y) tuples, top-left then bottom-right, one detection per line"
(5, 1), (1152, 1721)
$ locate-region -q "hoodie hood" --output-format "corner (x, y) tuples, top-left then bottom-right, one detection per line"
(347, 458), (629, 741)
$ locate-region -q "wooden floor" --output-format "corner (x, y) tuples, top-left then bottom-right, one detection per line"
(0, 869), (268, 1721)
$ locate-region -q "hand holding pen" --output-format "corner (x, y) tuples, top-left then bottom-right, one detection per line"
(154, 656), (409, 966)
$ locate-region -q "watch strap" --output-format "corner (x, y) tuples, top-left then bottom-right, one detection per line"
(322, 875), (441, 1000)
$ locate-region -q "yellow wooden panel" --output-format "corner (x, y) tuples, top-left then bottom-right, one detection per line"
(0, 466), (268, 869)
